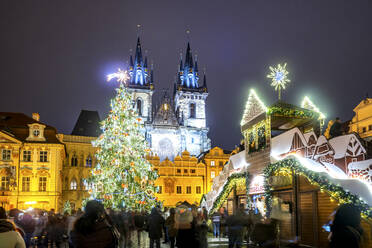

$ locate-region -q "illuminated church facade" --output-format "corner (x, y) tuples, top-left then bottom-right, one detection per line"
(127, 38), (211, 161)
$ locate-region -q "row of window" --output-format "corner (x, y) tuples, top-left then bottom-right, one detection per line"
(1, 150), (48, 162)
(157, 185), (202, 194)
(361, 125), (372, 133)
(176, 169), (196, 174)
(70, 155), (93, 167)
(210, 160), (225, 166)
(0, 176), (47, 192)
(66, 178), (93, 191)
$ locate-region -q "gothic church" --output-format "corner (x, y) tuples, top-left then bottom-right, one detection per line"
(127, 38), (211, 161)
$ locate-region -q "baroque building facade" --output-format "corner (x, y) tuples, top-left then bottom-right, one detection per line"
(0, 113), (65, 211)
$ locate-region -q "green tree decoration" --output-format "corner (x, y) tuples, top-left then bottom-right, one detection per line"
(87, 69), (159, 211)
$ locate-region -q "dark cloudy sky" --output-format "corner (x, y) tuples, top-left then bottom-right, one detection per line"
(1, 1), (371, 149)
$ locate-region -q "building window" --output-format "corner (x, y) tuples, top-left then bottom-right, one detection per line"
(158, 186), (162, 194)
(39, 151), (48, 162)
(176, 186), (182, 194)
(186, 186), (191, 194)
(70, 202), (76, 210)
(23, 150), (32, 162)
(82, 179), (92, 191)
(22, 177), (30, 192)
(85, 155), (92, 167)
(191, 169), (195, 173)
(211, 171), (216, 179)
(219, 161), (224, 166)
(196, 186), (201, 194)
(369, 125), (372, 131)
(71, 154), (78, 167)
(211, 160), (215, 166)
(137, 98), (142, 116)
(191, 138), (194, 143)
(184, 169), (188, 173)
(70, 179), (77, 190)
(362, 127), (367, 133)
(2, 150), (11, 161)
(0, 177), (10, 191)
(176, 169), (181, 173)
(39, 177), (47, 192)
(189, 103), (196, 118)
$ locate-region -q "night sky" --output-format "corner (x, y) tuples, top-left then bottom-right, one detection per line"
(1, 1), (371, 150)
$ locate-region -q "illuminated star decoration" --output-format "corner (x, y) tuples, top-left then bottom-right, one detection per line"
(107, 68), (129, 83)
(267, 63), (290, 100)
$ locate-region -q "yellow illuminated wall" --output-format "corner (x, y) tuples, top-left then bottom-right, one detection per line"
(0, 132), (65, 212)
(349, 97), (372, 141)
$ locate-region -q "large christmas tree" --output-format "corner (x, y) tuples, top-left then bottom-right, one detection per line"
(88, 69), (159, 210)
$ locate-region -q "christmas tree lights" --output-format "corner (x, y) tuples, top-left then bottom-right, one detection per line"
(87, 69), (159, 210)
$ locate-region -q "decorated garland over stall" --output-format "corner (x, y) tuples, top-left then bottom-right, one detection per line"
(267, 106), (318, 119)
(209, 171), (250, 214)
(263, 157), (372, 219)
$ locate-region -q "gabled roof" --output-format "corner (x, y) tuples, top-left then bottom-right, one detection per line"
(271, 127), (307, 157)
(329, 134), (366, 159)
(353, 98), (372, 112)
(71, 110), (101, 137)
(304, 131), (317, 144)
(0, 112), (62, 144)
(153, 93), (179, 127)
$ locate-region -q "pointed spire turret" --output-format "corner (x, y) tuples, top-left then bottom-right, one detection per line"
(129, 55), (134, 68)
(127, 37), (152, 89)
(134, 37), (143, 65)
(177, 42), (200, 90)
(144, 57), (148, 69)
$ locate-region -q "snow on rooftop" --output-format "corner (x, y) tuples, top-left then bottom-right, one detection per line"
(271, 127), (307, 157)
(329, 134), (366, 159)
(348, 159), (372, 170)
(315, 135), (328, 146)
(229, 150), (249, 170)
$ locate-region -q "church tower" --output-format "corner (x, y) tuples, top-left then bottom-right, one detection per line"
(174, 42), (210, 155)
(174, 42), (208, 128)
(127, 37), (154, 123)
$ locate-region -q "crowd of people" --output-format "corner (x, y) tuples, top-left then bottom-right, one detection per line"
(0, 201), (365, 248)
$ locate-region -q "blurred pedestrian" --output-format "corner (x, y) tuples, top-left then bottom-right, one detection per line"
(165, 208), (177, 248)
(329, 204), (364, 248)
(147, 207), (164, 248)
(0, 207), (26, 248)
(18, 213), (35, 247)
(226, 204), (249, 248)
(211, 211), (221, 238)
(134, 211), (146, 246)
(70, 200), (119, 248)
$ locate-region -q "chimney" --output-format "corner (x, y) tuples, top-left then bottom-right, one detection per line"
(32, 113), (40, 122)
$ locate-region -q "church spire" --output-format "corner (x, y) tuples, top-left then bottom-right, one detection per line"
(127, 37), (152, 88)
(177, 42), (199, 90)
(134, 37), (143, 66)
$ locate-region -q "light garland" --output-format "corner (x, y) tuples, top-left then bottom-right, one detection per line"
(263, 157), (372, 219)
(301, 96), (326, 120)
(209, 172), (250, 215)
(241, 89), (267, 126)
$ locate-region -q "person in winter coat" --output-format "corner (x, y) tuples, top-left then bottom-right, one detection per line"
(18, 213), (35, 247)
(226, 204), (249, 248)
(134, 211), (146, 246)
(195, 210), (208, 248)
(165, 208), (177, 248)
(329, 204), (364, 248)
(70, 200), (119, 248)
(147, 207), (165, 248)
(0, 207), (26, 248)
(175, 207), (197, 248)
(211, 211), (221, 238)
